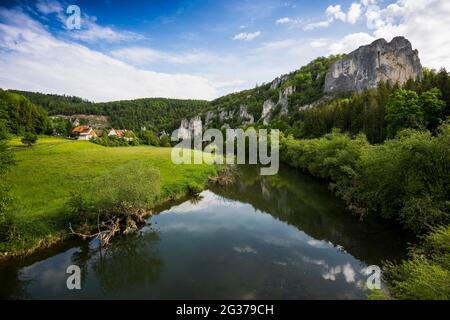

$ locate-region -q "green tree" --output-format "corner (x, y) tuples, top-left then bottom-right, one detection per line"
(386, 89), (423, 138)
(0, 133), (15, 242)
(159, 134), (171, 147)
(138, 130), (160, 146)
(21, 132), (38, 147)
(419, 88), (446, 132)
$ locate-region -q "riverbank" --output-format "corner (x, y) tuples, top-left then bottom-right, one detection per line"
(0, 137), (219, 260)
(279, 123), (450, 299)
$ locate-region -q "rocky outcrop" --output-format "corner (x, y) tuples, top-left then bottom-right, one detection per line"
(176, 116), (202, 140)
(203, 105), (254, 128)
(205, 111), (215, 126)
(262, 99), (276, 125)
(324, 36), (423, 94)
(270, 75), (288, 90)
(278, 86), (295, 115)
(261, 85), (296, 124)
(219, 110), (234, 122)
(238, 105), (254, 125)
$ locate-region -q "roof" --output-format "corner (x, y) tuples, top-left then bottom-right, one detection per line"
(72, 125), (91, 134)
(115, 130), (125, 137)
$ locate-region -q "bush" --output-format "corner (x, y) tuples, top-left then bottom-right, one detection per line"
(159, 134), (171, 147)
(67, 162), (161, 225)
(382, 225), (450, 300)
(280, 119), (450, 232)
(138, 130), (160, 146)
(21, 132), (38, 147)
(187, 182), (203, 195)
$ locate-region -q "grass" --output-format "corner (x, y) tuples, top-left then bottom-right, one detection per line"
(1, 136), (218, 255)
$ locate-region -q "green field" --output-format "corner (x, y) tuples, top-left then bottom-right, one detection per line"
(2, 137), (218, 254)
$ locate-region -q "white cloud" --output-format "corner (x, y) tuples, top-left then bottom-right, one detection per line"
(36, 0), (63, 15)
(110, 47), (164, 64)
(305, 1), (368, 31)
(69, 16), (143, 43)
(0, 8), (217, 101)
(310, 39), (328, 48)
(347, 3), (362, 24)
(111, 47), (228, 66)
(326, 5), (347, 22)
(276, 16), (302, 29)
(303, 20), (331, 31)
(329, 32), (376, 54)
(232, 31), (261, 41)
(276, 17), (292, 25)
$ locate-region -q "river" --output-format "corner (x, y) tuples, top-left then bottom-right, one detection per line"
(0, 165), (411, 299)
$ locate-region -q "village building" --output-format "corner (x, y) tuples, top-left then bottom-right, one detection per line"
(72, 125), (97, 141)
(107, 128), (125, 138)
(108, 128), (135, 141)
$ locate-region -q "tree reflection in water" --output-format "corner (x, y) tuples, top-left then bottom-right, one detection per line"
(72, 230), (163, 292)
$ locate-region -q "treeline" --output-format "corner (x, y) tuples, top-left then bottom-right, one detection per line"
(283, 68), (450, 143)
(10, 90), (208, 132)
(91, 130), (171, 148)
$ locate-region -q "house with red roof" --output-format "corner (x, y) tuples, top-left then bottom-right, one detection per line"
(72, 125), (98, 141)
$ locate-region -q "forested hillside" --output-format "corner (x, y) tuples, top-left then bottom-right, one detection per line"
(204, 55), (344, 128)
(10, 90), (208, 132)
(0, 90), (52, 136)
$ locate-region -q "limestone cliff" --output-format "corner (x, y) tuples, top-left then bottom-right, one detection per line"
(324, 36), (423, 94)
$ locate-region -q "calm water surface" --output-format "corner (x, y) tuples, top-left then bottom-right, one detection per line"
(0, 165), (411, 299)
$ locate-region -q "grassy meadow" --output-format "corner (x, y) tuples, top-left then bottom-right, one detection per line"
(2, 137), (218, 254)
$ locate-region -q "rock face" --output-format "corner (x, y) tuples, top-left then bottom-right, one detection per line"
(238, 105), (254, 125)
(270, 75), (288, 90)
(262, 99), (276, 125)
(177, 116), (202, 140)
(261, 85), (296, 125)
(324, 37), (423, 94)
(278, 86), (295, 115)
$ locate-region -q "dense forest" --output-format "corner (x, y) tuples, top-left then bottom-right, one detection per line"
(10, 90), (208, 132)
(0, 90), (52, 136)
(282, 68), (450, 143)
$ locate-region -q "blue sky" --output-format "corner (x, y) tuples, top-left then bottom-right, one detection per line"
(0, 0), (449, 101)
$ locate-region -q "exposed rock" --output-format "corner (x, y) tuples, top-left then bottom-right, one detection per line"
(262, 99), (276, 125)
(238, 105), (254, 125)
(261, 86), (295, 124)
(177, 118), (190, 140)
(176, 116), (202, 140)
(205, 111), (215, 126)
(270, 75), (288, 90)
(219, 109), (234, 122)
(324, 36), (423, 94)
(189, 116), (202, 135)
(278, 86), (296, 115)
